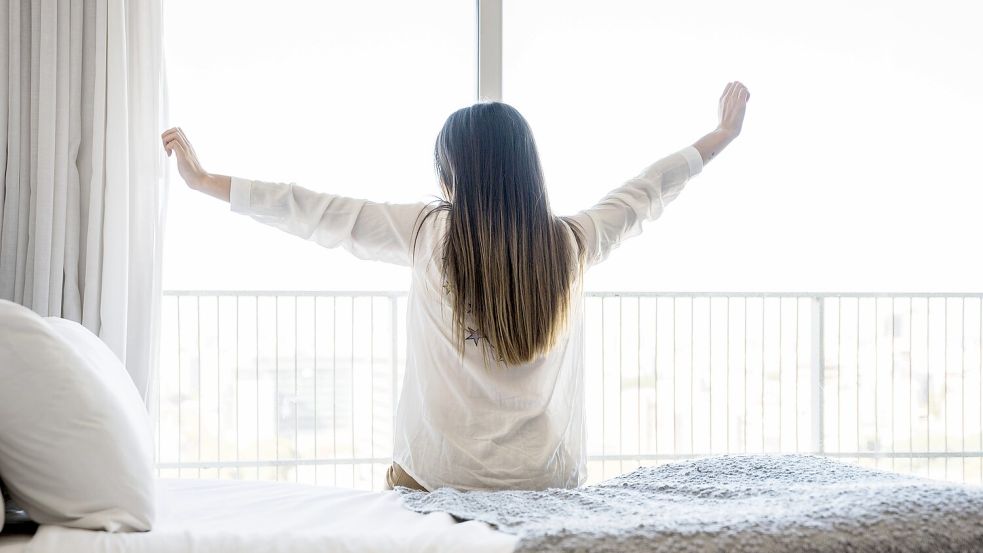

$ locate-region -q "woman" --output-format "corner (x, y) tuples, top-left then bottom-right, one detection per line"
(161, 81), (750, 492)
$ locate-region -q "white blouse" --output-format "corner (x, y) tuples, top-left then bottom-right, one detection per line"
(230, 145), (704, 490)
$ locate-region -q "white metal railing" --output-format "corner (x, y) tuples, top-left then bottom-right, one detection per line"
(156, 291), (983, 489)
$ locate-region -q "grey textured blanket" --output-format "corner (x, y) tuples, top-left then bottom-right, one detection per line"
(397, 455), (983, 552)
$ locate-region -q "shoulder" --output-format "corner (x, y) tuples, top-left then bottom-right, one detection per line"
(410, 203), (449, 270)
(558, 214), (596, 266)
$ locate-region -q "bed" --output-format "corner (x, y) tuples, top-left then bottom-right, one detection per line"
(6, 479), (515, 553)
(4, 455), (983, 553)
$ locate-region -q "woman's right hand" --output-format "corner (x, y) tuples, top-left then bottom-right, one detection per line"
(161, 127), (232, 202)
(717, 81), (750, 138)
(161, 127), (208, 190)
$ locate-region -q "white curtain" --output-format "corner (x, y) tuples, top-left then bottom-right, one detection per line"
(0, 0), (166, 403)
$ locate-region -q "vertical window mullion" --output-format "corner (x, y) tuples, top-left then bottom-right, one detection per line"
(476, 0), (502, 101)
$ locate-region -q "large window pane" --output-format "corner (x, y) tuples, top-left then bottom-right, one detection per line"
(163, 0), (474, 291)
(504, 0), (983, 292)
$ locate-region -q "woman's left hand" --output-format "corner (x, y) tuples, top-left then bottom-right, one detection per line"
(717, 81), (750, 138)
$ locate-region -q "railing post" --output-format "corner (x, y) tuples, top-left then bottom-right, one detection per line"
(391, 296), (399, 451)
(810, 296), (825, 454)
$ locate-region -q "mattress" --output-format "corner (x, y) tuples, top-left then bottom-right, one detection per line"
(24, 479), (517, 553)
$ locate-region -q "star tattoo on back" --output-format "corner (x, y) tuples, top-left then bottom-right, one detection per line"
(465, 326), (482, 346)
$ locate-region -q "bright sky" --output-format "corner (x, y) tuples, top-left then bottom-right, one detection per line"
(162, 0), (983, 293)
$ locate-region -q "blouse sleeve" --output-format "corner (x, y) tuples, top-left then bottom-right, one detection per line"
(566, 146), (703, 267)
(230, 178), (428, 267)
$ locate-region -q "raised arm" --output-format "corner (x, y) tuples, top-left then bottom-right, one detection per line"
(566, 81), (749, 266)
(161, 128), (427, 266)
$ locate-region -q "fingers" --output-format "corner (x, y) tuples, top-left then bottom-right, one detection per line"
(720, 81), (750, 105)
(163, 134), (183, 157)
(163, 136), (181, 151)
(161, 126), (198, 159)
(160, 127), (181, 141)
(178, 127), (200, 158)
(160, 127), (193, 157)
(163, 134), (193, 163)
(161, 127), (178, 156)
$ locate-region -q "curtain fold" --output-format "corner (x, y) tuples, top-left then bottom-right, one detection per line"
(0, 0), (166, 403)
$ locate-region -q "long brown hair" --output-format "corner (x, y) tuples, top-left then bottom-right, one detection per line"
(415, 102), (586, 365)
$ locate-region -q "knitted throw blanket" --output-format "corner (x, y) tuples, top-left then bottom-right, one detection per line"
(398, 455), (983, 552)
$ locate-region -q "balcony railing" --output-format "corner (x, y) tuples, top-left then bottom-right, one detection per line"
(156, 291), (983, 489)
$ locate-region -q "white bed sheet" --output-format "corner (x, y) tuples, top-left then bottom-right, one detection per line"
(0, 535), (31, 553)
(23, 479), (517, 553)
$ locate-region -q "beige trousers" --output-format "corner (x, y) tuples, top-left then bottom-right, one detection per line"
(385, 462), (428, 491)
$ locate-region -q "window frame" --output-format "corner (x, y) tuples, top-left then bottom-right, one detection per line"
(476, 0), (503, 101)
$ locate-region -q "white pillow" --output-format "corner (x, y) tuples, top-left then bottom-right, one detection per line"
(0, 300), (155, 532)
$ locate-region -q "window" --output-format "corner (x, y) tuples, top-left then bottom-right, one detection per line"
(503, 0), (983, 292)
(159, 1), (983, 488)
(158, 0), (474, 487)
(163, 0), (475, 291)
